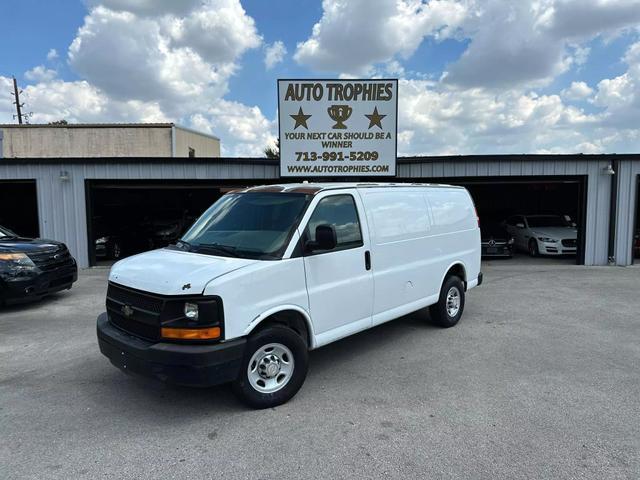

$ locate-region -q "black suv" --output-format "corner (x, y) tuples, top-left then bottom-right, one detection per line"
(0, 225), (78, 305)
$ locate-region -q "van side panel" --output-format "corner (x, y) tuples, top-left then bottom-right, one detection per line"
(360, 186), (481, 327)
(359, 189), (437, 325)
(203, 258), (311, 344)
(425, 188), (481, 289)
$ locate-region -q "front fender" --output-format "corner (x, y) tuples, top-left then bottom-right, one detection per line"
(244, 304), (316, 349)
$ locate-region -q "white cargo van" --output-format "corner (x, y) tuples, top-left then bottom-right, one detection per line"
(97, 183), (482, 408)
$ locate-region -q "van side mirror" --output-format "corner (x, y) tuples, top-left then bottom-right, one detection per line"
(516, 222), (525, 229)
(306, 224), (337, 252)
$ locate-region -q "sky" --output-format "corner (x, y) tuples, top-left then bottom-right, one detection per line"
(1, 0), (640, 156)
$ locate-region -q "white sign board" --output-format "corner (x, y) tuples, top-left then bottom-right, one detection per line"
(278, 79), (397, 177)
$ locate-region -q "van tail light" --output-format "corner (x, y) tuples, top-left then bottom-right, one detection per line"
(474, 206), (480, 227)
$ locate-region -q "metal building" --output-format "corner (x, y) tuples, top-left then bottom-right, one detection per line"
(0, 123), (221, 158)
(0, 154), (638, 268)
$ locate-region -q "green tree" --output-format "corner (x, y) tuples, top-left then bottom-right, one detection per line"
(264, 138), (279, 159)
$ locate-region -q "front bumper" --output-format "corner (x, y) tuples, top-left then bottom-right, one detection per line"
(0, 264), (78, 304)
(539, 242), (576, 255)
(97, 312), (246, 387)
(481, 243), (513, 257)
(95, 243), (107, 257)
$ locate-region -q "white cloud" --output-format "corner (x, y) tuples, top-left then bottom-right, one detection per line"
(194, 100), (276, 156)
(68, 6), (231, 107)
(561, 81), (593, 100)
(168, 0), (262, 64)
(5, 0), (640, 157)
(57, 1), (270, 155)
(0, 75), (169, 124)
(294, 0), (468, 75)
(572, 45), (591, 66)
(2, 2), (273, 153)
(548, 0), (640, 39)
(87, 0), (202, 16)
(46, 49), (59, 61)
(593, 40), (640, 127)
(264, 41), (287, 69)
(25, 66), (57, 83)
(394, 76), (640, 155)
(444, 0), (640, 89)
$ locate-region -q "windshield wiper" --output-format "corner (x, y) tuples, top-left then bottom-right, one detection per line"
(171, 240), (192, 251)
(195, 243), (241, 258)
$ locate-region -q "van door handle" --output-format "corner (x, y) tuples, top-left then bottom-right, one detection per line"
(364, 250), (371, 271)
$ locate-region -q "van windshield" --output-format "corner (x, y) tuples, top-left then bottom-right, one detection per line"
(179, 193), (310, 259)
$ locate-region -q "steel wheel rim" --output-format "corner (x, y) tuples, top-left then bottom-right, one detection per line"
(247, 343), (294, 394)
(446, 286), (460, 317)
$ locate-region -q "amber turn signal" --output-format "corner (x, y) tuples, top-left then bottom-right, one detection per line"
(161, 326), (221, 340)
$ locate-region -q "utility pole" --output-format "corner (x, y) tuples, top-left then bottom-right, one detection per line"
(11, 76), (30, 124)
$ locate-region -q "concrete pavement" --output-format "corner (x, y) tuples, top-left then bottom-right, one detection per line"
(1, 263), (638, 479)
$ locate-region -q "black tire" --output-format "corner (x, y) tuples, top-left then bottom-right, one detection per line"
(232, 326), (308, 409)
(528, 238), (539, 257)
(429, 275), (465, 328)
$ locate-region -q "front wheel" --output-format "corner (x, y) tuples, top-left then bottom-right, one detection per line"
(528, 239), (539, 257)
(429, 275), (465, 328)
(232, 326), (308, 409)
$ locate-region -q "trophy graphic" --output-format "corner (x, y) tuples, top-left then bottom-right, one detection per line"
(327, 104), (352, 129)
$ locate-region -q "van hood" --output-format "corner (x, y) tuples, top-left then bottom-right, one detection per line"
(109, 248), (258, 295)
(531, 226), (577, 240)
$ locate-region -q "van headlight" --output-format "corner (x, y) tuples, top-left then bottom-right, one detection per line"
(0, 253), (38, 276)
(537, 237), (557, 243)
(184, 302), (199, 320)
(160, 297), (223, 342)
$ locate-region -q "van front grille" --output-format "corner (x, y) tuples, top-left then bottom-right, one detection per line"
(106, 282), (163, 341)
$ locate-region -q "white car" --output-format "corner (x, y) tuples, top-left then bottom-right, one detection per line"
(97, 183), (482, 408)
(504, 215), (577, 256)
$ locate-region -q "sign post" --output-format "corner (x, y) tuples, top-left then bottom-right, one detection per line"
(278, 79), (398, 177)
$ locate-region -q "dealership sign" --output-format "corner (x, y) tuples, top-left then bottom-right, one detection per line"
(278, 79), (398, 177)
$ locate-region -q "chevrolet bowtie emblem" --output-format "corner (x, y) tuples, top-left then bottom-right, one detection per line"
(121, 305), (134, 318)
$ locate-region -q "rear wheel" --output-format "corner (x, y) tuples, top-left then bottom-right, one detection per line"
(528, 239), (539, 257)
(429, 275), (465, 328)
(232, 326), (308, 409)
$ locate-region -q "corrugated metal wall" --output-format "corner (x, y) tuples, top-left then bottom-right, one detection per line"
(614, 160), (640, 266)
(1, 156), (638, 268)
(0, 160), (278, 268)
(397, 157), (616, 266)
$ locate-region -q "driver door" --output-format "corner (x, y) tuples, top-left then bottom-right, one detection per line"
(301, 193), (373, 347)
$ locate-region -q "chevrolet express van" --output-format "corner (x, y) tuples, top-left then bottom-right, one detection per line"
(97, 183), (482, 408)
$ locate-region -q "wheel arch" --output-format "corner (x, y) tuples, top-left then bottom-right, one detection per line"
(244, 305), (315, 349)
(440, 261), (468, 291)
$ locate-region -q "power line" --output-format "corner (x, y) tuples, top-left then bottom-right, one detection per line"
(11, 77), (32, 124)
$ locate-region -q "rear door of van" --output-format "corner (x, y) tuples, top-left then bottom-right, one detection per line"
(300, 191), (374, 347)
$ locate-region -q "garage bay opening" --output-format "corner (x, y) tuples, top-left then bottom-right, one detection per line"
(0, 180), (39, 238)
(86, 180), (237, 266)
